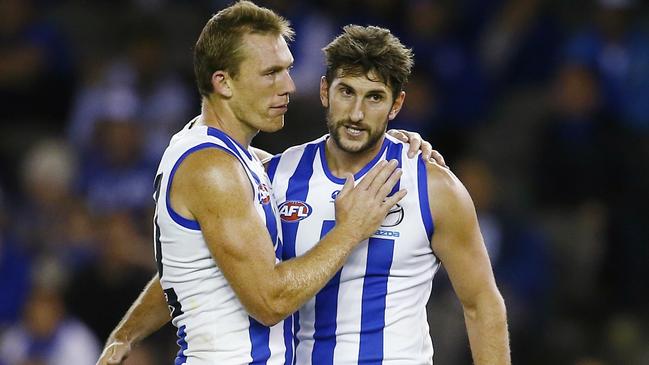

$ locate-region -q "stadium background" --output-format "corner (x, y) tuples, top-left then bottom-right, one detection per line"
(0, 0), (648, 363)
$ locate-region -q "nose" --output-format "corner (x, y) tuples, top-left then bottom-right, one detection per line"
(279, 70), (296, 96)
(349, 99), (364, 122)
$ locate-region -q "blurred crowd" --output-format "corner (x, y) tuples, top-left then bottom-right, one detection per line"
(0, 0), (648, 364)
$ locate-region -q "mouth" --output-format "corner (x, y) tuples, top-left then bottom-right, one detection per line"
(343, 125), (365, 137)
(269, 104), (289, 116)
(271, 102), (289, 109)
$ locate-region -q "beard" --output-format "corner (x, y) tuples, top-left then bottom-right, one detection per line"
(326, 110), (387, 154)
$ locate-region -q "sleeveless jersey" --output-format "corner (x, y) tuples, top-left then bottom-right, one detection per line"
(268, 135), (440, 365)
(152, 118), (292, 365)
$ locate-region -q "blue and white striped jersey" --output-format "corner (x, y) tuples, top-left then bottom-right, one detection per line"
(269, 134), (440, 365)
(152, 118), (292, 365)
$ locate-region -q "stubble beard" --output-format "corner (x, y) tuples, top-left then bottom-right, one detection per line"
(326, 110), (387, 154)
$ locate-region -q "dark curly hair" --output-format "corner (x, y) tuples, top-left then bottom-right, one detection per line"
(323, 25), (414, 98)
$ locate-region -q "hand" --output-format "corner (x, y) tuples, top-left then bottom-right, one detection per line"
(334, 160), (407, 241)
(386, 129), (447, 167)
(96, 340), (131, 365)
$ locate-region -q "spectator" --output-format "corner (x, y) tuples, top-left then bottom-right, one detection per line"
(564, 0), (649, 130)
(14, 139), (97, 271)
(66, 211), (153, 341)
(67, 16), (192, 160)
(0, 0), (74, 125)
(0, 283), (100, 365)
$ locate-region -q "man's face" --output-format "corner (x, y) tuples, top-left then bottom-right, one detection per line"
(322, 70), (405, 154)
(228, 33), (295, 133)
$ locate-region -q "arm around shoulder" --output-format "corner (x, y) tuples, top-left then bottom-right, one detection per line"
(173, 148), (362, 326)
(174, 151), (406, 326)
(425, 161), (511, 365)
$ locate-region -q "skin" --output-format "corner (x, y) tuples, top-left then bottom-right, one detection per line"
(97, 276), (168, 364)
(321, 70), (405, 174)
(203, 33), (295, 146)
(97, 32), (407, 364)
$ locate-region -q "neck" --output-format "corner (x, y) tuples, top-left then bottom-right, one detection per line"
(324, 134), (386, 177)
(199, 97), (258, 148)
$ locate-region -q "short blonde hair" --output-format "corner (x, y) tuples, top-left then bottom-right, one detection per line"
(194, 1), (294, 97)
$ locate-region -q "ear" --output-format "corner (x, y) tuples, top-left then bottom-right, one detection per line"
(319, 76), (329, 108)
(388, 91), (406, 120)
(211, 70), (232, 98)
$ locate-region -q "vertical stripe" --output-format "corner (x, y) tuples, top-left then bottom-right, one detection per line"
(260, 200), (279, 256)
(417, 156), (435, 240)
(384, 141), (404, 197)
(358, 237), (395, 364)
(174, 325), (188, 365)
(284, 314), (294, 365)
(243, 168), (281, 260)
(267, 154), (281, 183)
(275, 237), (284, 260)
(292, 311), (300, 365)
(281, 143), (319, 260)
(280, 143), (319, 364)
(249, 318), (271, 364)
(311, 220), (340, 365)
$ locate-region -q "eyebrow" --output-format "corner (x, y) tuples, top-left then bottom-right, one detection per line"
(337, 82), (388, 95)
(260, 62), (294, 75)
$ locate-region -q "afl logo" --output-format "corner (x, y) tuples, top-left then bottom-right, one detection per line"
(278, 201), (312, 222)
(258, 183), (271, 205)
(381, 204), (404, 227)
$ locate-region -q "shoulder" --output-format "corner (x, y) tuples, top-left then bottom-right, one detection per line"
(424, 158), (462, 194)
(423, 159), (476, 227)
(175, 147), (251, 200)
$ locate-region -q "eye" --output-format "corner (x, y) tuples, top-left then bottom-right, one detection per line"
(340, 87), (353, 96)
(368, 94), (384, 102)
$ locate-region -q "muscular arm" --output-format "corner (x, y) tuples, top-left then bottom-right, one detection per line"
(174, 149), (405, 326)
(96, 275), (169, 365)
(426, 162), (510, 365)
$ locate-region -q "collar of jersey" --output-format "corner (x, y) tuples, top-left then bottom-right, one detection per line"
(206, 126), (253, 161)
(318, 136), (389, 185)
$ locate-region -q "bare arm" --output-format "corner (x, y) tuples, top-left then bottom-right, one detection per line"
(96, 275), (169, 365)
(426, 161), (510, 365)
(174, 149), (405, 326)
